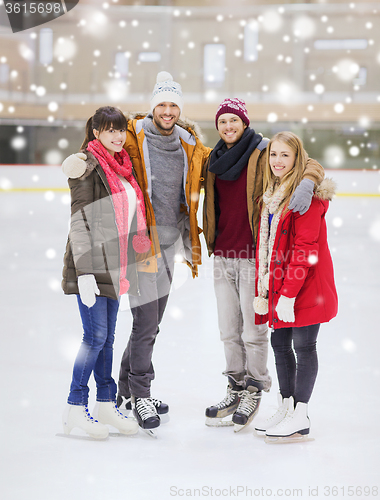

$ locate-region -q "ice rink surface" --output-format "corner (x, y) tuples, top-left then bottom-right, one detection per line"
(1, 167), (380, 500)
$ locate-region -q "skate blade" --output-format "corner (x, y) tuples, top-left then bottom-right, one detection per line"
(233, 414), (256, 433)
(56, 432), (108, 441)
(205, 417), (234, 427)
(108, 431), (139, 438)
(233, 423), (248, 433)
(265, 433), (314, 444)
(142, 428), (158, 439)
(253, 429), (266, 437)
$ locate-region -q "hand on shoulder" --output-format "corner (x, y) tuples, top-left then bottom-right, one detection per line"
(62, 152), (87, 179)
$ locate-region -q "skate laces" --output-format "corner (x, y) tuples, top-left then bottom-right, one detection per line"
(214, 387), (239, 409)
(84, 405), (99, 423)
(271, 407), (294, 429)
(113, 403), (128, 419)
(236, 390), (261, 416)
(135, 398), (157, 419)
(150, 398), (163, 408)
(265, 405), (287, 424)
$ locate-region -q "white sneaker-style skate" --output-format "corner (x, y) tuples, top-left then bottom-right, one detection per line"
(93, 402), (139, 435)
(205, 383), (242, 427)
(254, 394), (293, 436)
(232, 384), (262, 433)
(62, 404), (109, 439)
(265, 401), (314, 444)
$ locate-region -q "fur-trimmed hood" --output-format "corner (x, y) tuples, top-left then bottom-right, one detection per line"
(314, 177), (337, 201)
(127, 112), (204, 141)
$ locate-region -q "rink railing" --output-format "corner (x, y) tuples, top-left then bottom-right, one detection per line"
(0, 166), (380, 197)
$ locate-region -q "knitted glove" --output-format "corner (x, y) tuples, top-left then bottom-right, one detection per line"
(276, 295), (296, 323)
(62, 153), (87, 179)
(78, 274), (100, 308)
(288, 178), (314, 215)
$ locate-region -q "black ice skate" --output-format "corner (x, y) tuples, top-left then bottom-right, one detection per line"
(205, 378), (242, 427)
(117, 394), (169, 415)
(232, 380), (262, 433)
(131, 396), (160, 438)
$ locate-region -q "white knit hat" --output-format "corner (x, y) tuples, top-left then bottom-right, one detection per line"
(150, 71), (183, 112)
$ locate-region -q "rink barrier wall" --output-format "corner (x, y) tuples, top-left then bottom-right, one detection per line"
(1, 166), (380, 197)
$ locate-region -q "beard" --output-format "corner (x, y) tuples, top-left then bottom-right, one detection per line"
(152, 112), (179, 135)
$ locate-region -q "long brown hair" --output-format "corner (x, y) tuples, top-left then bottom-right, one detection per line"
(263, 131), (309, 209)
(80, 106), (127, 150)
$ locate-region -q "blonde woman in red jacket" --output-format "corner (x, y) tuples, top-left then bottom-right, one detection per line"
(253, 131), (338, 443)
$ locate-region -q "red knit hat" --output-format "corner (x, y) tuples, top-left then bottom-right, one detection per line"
(215, 98), (250, 129)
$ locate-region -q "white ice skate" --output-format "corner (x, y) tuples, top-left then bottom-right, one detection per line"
(205, 383), (241, 427)
(62, 404), (109, 439)
(93, 402), (139, 435)
(254, 394), (293, 437)
(264, 401), (314, 444)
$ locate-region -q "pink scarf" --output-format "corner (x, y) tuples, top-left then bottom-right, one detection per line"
(87, 139), (151, 295)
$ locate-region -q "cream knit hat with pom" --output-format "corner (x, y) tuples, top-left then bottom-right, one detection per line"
(150, 71), (183, 112)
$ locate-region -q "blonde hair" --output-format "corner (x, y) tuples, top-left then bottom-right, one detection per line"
(263, 131), (309, 208)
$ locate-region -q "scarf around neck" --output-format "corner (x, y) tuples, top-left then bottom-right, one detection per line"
(253, 178), (291, 315)
(87, 139), (151, 295)
(209, 127), (263, 181)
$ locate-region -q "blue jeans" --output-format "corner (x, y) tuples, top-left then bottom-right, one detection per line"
(270, 324), (320, 405)
(67, 295), (119, 405)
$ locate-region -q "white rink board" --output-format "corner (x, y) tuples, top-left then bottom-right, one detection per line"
(1, 165), (380, 194)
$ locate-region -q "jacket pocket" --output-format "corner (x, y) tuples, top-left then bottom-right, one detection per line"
(294, 271), (317, 309)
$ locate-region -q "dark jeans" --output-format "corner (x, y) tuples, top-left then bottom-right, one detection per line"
(118, 247), (174, 398)
(270, 323), (320, 405)
(68, 295), (119, 405)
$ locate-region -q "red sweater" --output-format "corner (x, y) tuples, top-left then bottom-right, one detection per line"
(214, 167), (255, 259)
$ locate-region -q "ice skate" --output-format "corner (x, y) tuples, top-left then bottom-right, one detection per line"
(93, 401), (139, 435)
(132, 396), (160, 438)
(254, 394), (293, 436)
(205, 377), (242, 427)
(232, 380), (262, 433)
(117, 394), (169, 415)
(265, 401), (314, 444)
(62, 404), (109, 439)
